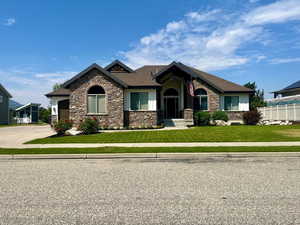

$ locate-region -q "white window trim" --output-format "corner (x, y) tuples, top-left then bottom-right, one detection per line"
(224, 96), (240, 111)
(87, 93), (107, 115)
(194, 95), (209, 111)
(129, 92), (149, 111)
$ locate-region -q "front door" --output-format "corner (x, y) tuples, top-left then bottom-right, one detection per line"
(164, 97), (179, 119)
(58, 100), (70, 121)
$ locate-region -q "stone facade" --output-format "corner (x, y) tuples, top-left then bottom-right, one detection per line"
(227, 111), (245, 121)
(51, 115), (58, 125)
(69, 69), (124, 128)
(193, 79), (220, 111)
(184, 108), (193, 125)
(124, 111), (157, 127)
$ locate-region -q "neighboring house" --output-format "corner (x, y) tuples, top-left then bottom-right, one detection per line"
(266, 80), (300, 106)
(0, 83), (12, 125)
(259, 80), (300, 122)
(9, 100), (23, 123)
(15, 103), (40, 124)
(46, 60), (253, 127)
(273, 80), (300, 98)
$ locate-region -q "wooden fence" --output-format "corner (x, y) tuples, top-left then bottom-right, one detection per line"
(258, 104), (300, 121)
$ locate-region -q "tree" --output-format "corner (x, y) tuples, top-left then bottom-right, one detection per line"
(39, 107), (51, 124)
(53, 83), (62, 91)
(244, 82), (266, 110)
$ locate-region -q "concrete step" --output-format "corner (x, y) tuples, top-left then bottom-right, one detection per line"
(164, 119), (187, 128)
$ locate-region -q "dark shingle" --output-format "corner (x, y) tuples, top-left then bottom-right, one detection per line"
(45, 88), (71, 97)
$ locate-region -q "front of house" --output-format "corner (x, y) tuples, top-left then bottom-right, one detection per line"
(46, 60), (253, 127)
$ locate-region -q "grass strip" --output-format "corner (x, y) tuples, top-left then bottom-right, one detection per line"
(1, 146), (300, 155)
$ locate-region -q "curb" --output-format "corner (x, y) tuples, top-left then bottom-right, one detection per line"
(1, 152), (300, 160)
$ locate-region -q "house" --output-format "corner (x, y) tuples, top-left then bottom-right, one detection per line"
(9, 100), (23, 123)
(273, 80), (300, 98)
(259, 80), (300, 122)
(15, 103), (40, 124)
(266, 80), (300, 106)
(46, 60), (253, 128)
(0, 83), (12, 125)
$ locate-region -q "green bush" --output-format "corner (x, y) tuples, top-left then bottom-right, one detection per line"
(78, 118), (99, 134)
(212, 111), (229, 122)
(194, 111), (211, 126)
(39, 107), (51, 124)
(243, 110), (262, 125)
(53, 120), (73, 136)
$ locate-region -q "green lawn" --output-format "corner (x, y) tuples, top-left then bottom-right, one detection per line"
(1, 146), (300, 154)
(27, 125), (300, 144)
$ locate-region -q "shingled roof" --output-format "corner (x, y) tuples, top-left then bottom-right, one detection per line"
(273, 80), (300, 94)
(45, 88), (71, 97)
(45, 61), (253, 97)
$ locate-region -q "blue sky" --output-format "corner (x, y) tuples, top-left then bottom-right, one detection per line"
(1, 0), (300, 106)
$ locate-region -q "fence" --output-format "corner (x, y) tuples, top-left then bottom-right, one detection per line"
(258, 104), (300, 121)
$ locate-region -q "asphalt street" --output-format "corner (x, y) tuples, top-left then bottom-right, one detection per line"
(0, 156), (299, 225)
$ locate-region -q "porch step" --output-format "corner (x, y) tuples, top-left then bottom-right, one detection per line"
(164, 119), (187, 128)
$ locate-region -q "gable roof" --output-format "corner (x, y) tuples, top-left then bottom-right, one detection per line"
(274, 80), (300, 94)
(46, 88), (71, 97)
(0, 83), (12, 98)
(113, 65), (166, 87)
(62, 63), (128, 88)
(104, 60), (134, 73)
(45, 61), (253, 97)
(153, 62), (253, 93)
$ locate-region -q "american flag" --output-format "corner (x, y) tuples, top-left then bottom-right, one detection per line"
(187, 81), (194, 96)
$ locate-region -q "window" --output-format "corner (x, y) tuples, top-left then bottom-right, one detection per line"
(0, 95), (3, 103)
(194, 89), (208, 110)
(87, 86), (106, 114)
(130, 92), (148, 110)
(224, 96), (239, 111)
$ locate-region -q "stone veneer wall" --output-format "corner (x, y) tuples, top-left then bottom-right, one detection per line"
(227, 111), (245, 121)
(124, 111), (157, 127)
(51, 115), (58, 125)
(193, 79), (220, 111)
(69, 69), (124, 128)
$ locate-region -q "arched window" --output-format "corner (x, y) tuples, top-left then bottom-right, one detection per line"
(87, 86), (106, 114)
(194, 88), (208, 110)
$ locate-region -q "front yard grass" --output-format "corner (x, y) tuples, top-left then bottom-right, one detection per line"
(1, 146), (300, 154)
(26, 125), (300, 144)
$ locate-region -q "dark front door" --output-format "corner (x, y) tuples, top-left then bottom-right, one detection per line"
(58, 100), (70, 121)
(164, 97), (179, 119)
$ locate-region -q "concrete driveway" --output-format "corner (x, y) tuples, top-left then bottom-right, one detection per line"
(0, 125), (54, 148)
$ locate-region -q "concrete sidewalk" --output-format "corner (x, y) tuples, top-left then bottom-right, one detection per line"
(3, 141), (300, 149)
(1, 152), (300, 160)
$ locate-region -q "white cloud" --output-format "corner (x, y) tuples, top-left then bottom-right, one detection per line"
(244, 0), (300, 25)
(270, 57), (300, 64)
(3, 18), (16, 26)
(122, 0), (300, 71)
(185, 9), (221, 22)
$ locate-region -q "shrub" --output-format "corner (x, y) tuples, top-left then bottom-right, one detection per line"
(194, 111), (211, 126)
(212, 111), (229, 122)
(53, 120), (73, 136)
(78, 117), (99, 134)
(243, 110), (262, 125)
